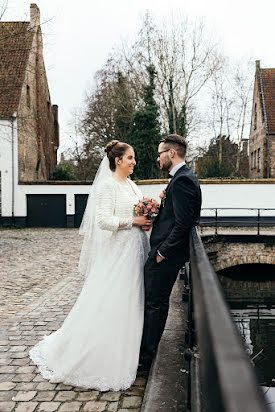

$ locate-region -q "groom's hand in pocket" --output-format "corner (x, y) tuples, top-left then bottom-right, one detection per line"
(156, 255), (164, 263)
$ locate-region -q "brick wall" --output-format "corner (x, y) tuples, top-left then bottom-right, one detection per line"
(249, 69), (267, 178)
(17, 5), (59, 182)
(269, 135), (275, 178)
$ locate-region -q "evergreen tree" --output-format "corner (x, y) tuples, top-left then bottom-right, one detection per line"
(126, 65), (161, 180)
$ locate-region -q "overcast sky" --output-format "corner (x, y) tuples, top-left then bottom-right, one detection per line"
(3, 0), (275, 153)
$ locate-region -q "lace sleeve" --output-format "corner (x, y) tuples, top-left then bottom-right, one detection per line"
(95, 181), (132, 232)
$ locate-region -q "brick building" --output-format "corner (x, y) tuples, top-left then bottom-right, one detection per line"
(0, 3), (59, 182)
(249, 60), (275, 178)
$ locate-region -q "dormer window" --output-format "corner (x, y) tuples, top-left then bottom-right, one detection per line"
(27, 85), (30, 108)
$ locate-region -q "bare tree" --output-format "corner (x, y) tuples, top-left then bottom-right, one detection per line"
(231, 60), (253, 173)
(119, 13), (221, 138)
(0, 0), (8, 20)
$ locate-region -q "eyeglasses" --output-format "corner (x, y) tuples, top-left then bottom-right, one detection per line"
(157, 149), (170, 157)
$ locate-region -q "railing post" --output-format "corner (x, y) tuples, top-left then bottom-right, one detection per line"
(215, 208), (218, 235)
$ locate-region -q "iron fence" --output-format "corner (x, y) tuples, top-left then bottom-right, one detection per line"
(185, 227), (270, 412)
(199, 208), (275, 235)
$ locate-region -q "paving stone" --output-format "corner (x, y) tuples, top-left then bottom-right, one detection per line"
(0, 375), (15, 384)
(0, 366), (17, 374)
(118, 409), (140, 412)
(54, 390), (76, 401)
(0, 382), (16, 390)
(35, 391), (55, 401)
(121, 396), (142, 408)
(0, 229), (149, 412)
(16, 366), (35, 374)
(0, 391), (15, 401)
(9, 346), (27, 353)
(107, 401), (119, 411)
(32, 375), (46, 382)
(12, 374), (35, 383)
(76, 391), (99, 401)
(124, 387), (144, 396)
(55, 383), (73, 390)
(0, 359), (10, 366)
(37, 402), (61, 412)
(100, 391), (121, 401)
(10, 359), (29, 366)
(10, 353), (28, 360)
(14, 402), (38, 412)
(133, 377), (146, 386)
(58, 402), (83, 411)
(15, 383), (37, 391)
(83, 401), (107, 412)
(0, 401), (16, 412)
(36, 382), (56, 391)
(12, 391), (37, 401)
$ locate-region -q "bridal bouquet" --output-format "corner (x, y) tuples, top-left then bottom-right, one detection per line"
(134, 198), (160, 218)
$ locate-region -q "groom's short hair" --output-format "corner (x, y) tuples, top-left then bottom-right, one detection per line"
(160, 134), (187, 159)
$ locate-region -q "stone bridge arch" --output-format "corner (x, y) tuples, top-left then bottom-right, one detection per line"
(202, 235), (275, 273)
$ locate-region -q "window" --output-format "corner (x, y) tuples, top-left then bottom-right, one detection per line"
(27, 85), (30, 108)
(258, 148), (261, 170)
(251, 152), (253, 169)
(254, 103), (257, 130)
(254, 151), (257, 169)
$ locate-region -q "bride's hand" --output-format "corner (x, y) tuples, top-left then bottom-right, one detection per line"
(133, 215), (151, 228)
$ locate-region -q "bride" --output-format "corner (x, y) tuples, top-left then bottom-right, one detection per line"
(29, 140), (151, 391)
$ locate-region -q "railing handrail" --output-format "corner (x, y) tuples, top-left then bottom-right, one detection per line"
(188, 227), (269, 412)
(201, 207), (275, 211)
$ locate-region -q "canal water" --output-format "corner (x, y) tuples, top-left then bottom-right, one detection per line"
(231, 308), (275, 410)
(218, 265), (275, 410)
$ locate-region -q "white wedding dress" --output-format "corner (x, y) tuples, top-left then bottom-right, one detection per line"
(29, 176), (150, 391)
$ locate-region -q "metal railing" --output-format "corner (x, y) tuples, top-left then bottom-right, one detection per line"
(199, 208), (275, 235)
(185, 227), (270, 412)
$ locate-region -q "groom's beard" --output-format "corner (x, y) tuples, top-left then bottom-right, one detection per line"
(160, 158), (172, 171)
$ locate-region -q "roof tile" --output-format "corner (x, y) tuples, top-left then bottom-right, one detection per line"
(0, 22), (34, 117)
(261, 68), (275, 134)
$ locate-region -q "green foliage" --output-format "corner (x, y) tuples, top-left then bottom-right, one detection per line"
(126, 65), (161, 179)
(197, 135), (240, 178)
(51, 163), (77, 181)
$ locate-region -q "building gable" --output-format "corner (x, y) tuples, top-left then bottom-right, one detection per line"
(0, 22), (34, 117)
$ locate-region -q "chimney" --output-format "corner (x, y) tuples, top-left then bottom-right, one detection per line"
(242, 139), (249, 156)
(255, 60), (260, 72)
(30, 4), (40, 31)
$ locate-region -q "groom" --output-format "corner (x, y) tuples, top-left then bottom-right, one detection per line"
(139, 134), (201, 369)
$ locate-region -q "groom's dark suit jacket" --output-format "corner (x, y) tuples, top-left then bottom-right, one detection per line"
(150, 165), (201, 266)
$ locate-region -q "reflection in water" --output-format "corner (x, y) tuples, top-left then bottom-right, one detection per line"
(231, 308), (275, 411)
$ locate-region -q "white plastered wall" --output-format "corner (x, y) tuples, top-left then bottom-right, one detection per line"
(0, 117), (18, 216)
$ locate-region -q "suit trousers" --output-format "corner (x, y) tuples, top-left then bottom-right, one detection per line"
(140, 255), (182, 365)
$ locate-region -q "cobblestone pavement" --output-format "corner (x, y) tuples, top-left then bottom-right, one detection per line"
(0, 228), (148, 412)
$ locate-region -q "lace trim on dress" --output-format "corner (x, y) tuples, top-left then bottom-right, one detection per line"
(118, 218), (133, 230)
(29, 335), (137, 391)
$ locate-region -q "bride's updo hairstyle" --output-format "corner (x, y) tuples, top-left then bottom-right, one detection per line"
(105, 140), (132, 172)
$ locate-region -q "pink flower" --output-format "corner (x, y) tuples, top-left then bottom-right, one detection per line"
(159, 192), (164, 199)
(151, 208), (156, 213)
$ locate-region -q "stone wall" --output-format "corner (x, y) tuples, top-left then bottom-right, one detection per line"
(204, 239), (275, 272)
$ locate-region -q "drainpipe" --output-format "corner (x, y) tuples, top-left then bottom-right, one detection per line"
(259, 69), (270, 178)
(11, 116), (15, 220)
